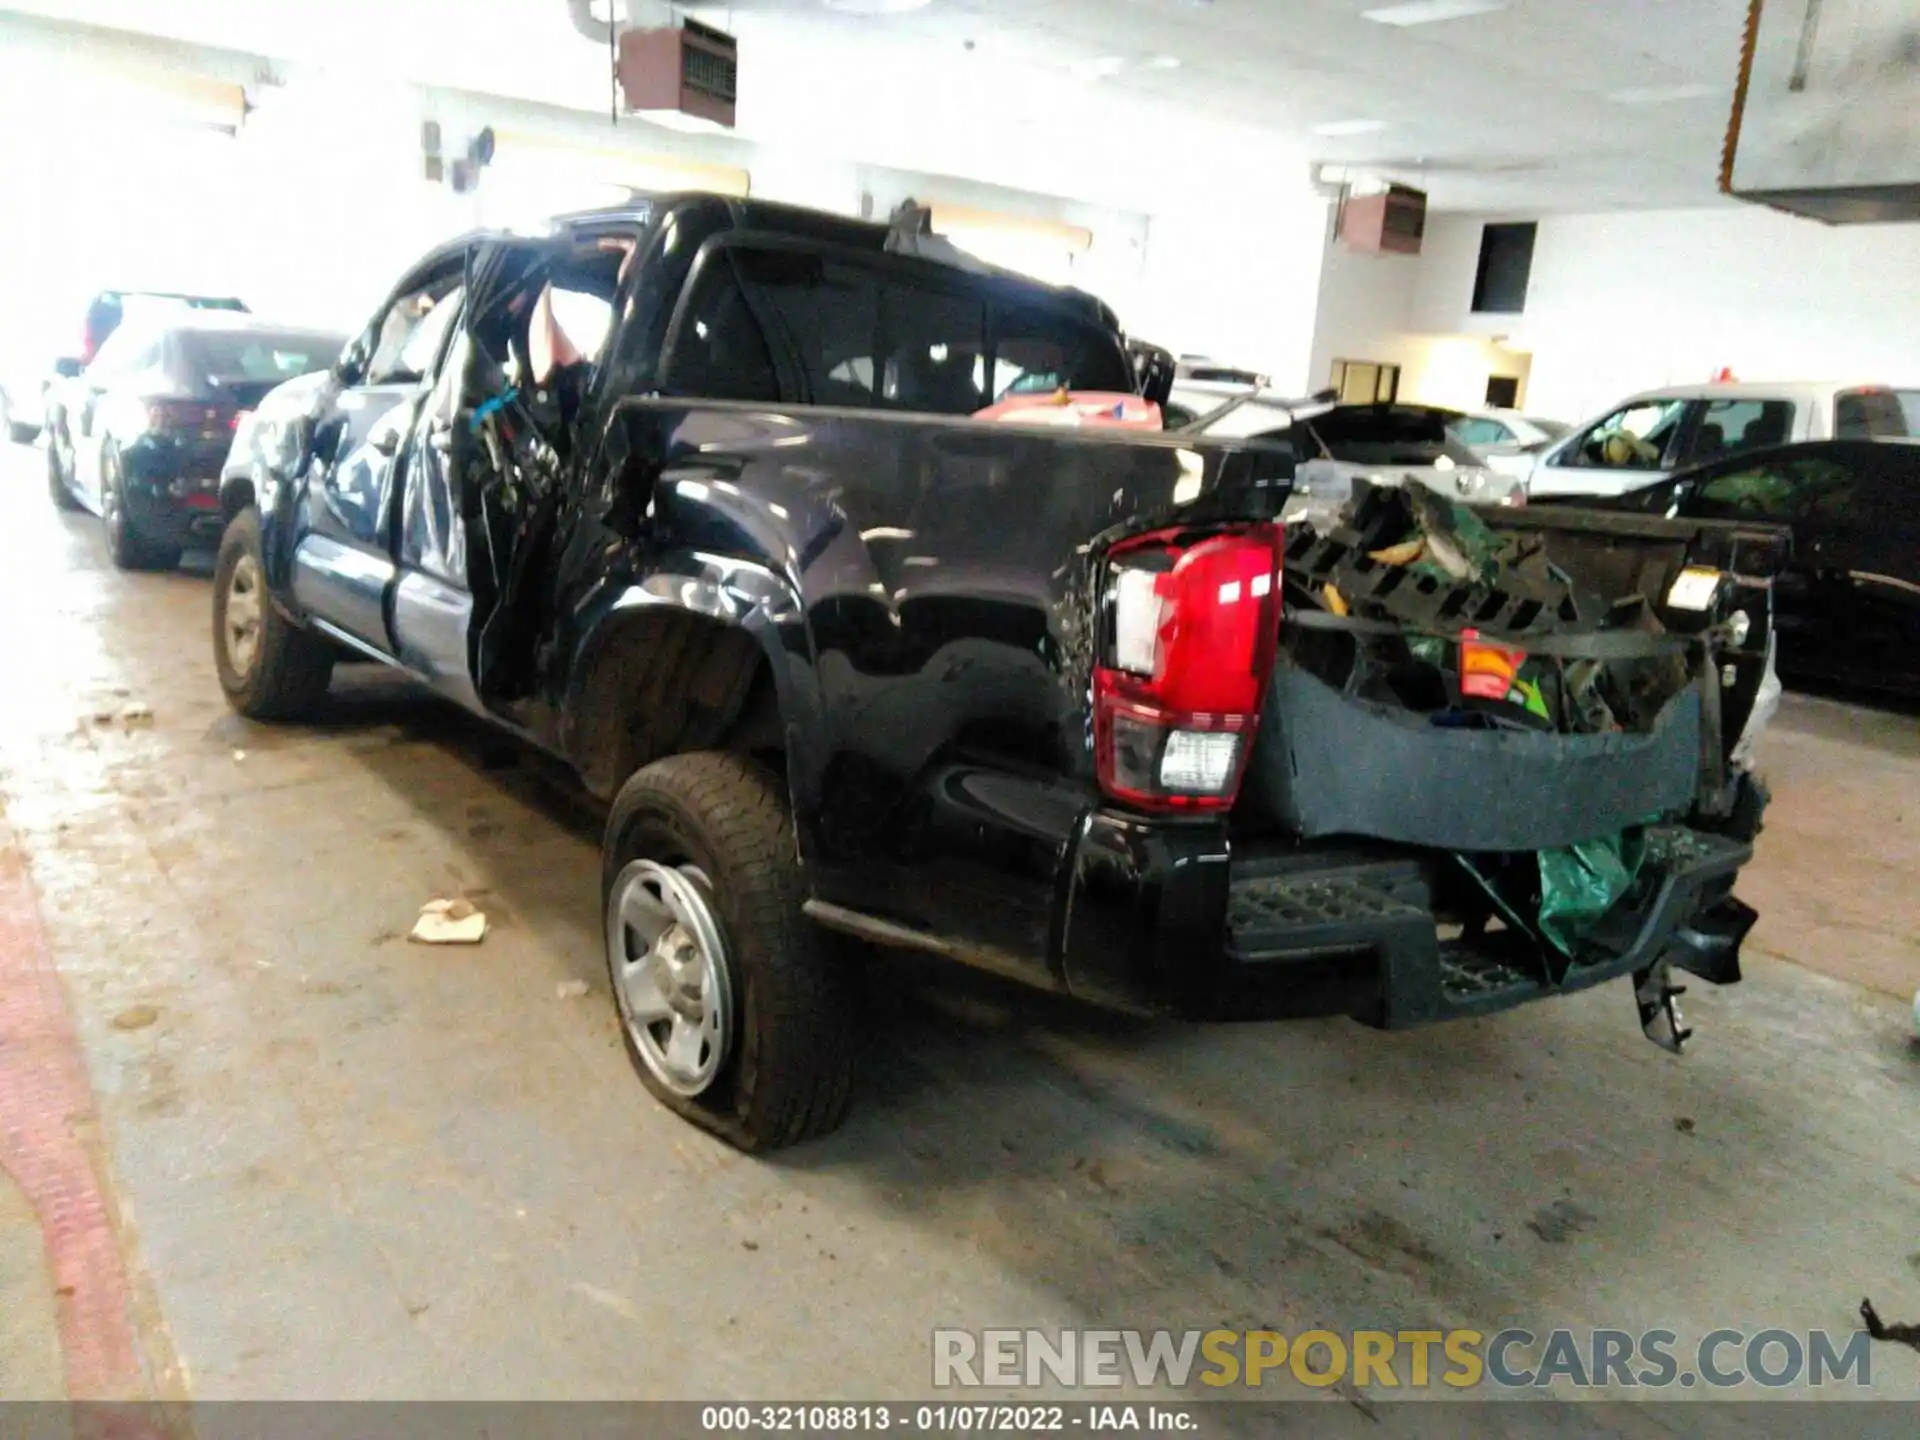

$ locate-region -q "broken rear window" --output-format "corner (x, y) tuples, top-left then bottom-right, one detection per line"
(709, 246), (1132, 415)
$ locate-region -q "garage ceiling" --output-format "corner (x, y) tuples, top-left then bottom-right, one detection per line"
(687, 0), (1753, 211)
(2, 0), (1754, 212)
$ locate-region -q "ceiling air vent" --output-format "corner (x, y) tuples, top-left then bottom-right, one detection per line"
(617, 18), (738, 130)
(1339, 182), (1427, 255)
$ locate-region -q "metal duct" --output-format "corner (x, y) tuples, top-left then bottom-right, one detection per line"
(567, 0), (674, 43)
(1722, 0), (1920, 222)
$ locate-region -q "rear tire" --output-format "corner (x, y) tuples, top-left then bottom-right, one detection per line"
(603, 752), (856, 1152)
(212, 507), (334, 720)
(101, 445), (181, 571)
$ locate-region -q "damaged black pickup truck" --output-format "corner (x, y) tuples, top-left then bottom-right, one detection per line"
(211, 193), (1785, 1151)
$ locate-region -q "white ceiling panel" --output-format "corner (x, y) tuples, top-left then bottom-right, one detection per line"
(4, 0), (1758, 211)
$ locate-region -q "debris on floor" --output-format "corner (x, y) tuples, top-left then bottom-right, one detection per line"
(119, 702), (153, 729)
(555, 979), (589, 1000)
(409, 898), (488, 945)
(232, 749), (248, 763)
(111, 1005), (159, 1031)
(1861, 1298), (1920, 1355)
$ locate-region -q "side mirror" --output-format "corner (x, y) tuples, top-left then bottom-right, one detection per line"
(52, 357), (83, 379)
(1128, 341), (1176, 408)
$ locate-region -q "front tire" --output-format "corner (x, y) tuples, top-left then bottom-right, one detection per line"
(212, 507), (334, 720)
(603, 752), (856, 1152)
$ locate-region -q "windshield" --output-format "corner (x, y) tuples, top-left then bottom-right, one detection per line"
(179, 330), (346, 385)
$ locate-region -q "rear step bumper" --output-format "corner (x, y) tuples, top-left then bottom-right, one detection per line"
(1220, 828), (1753, 1027)
(1055, 808), (1755, 1025)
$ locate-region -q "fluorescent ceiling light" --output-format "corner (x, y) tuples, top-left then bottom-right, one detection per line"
(822, 0), (932, 12)
(1067, 54), (1179, 81)
(1312, 118), (1389, 136)
(1606, 82), (1717, 104)
(1362, 0), (1507, 26)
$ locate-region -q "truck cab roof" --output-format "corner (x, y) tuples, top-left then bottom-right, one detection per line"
(544, 191), (1123, 333)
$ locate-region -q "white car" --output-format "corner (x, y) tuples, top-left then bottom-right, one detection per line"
(1446, 409), (1573, 479)
(1527, 380), (1920, 499)
(1166, 382), (1526, 507)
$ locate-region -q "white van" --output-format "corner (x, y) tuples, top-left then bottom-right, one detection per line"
(1526, 381), (1920, 499)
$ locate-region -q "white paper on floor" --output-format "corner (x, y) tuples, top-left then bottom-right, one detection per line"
(409, 897), (489, 945)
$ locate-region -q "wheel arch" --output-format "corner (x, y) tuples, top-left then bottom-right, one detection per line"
(218, 475), (255, 528)
(563, 562), (818, 807)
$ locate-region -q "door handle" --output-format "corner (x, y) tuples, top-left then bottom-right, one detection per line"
(371, 430), (399, 458)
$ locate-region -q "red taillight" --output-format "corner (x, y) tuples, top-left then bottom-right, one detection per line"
(1092, 524), (1284, 814)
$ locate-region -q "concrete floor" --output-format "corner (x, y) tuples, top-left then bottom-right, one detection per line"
(1, 436), (1917, 1411)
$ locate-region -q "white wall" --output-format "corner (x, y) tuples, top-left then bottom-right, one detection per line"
(1, 1), (1336, 386)
(1305, 228), (1530, 409)
(1130, 190), (1330, 395)
(0, 5), (1336, 392)
(1306, 238), (1421, 392)
(1413, 207), (1920, 423)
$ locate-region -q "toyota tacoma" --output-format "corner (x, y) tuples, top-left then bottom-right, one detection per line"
(211, 193), (1783, 1150)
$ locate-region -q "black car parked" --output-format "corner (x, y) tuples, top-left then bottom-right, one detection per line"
(1576, 439), (1920, 695)
(46, 313), (345, 569)
(9, 289), (252, 444)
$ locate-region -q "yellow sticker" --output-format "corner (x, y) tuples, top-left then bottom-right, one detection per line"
(1666, 565), (1723, 612)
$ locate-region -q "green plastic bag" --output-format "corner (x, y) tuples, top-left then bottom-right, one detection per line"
(1405, 492), (1507, 587)
(1537, 828), (1648, 956)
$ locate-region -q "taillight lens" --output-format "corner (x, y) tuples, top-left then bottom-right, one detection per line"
(1092, 524), (1284, 813)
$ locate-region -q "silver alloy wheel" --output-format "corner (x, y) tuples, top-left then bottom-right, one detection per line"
(224, 552), (264, 677)
(101, 455), (120, 530)
(606, 859), (733, 1097)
